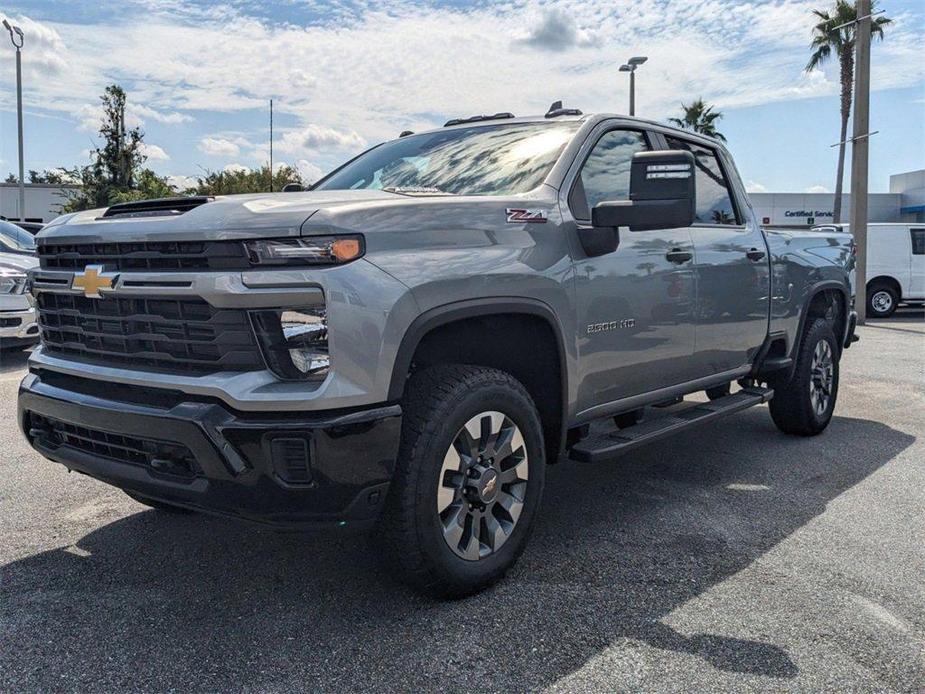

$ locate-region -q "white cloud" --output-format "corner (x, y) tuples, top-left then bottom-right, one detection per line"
(276, 125), (366, 155)
(223, 163), (249, 173)
(3, 1), (923, 175)
(198, 137), (241, 157)
(516, 8), (596, 52)
(139, 143), (170, 161)
(130, 104), (193, 125)
(166, 174), (198, 190)
(745, 180), (768, 194)
(805, 185), (831, 194)
(0, 15), (67, 76)
(73, 102), (144, 132)
(295, 159), (324, 183)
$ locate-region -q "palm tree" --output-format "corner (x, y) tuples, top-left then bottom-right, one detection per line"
(668, 99), (726, 141)
(807, 0), (891, 223)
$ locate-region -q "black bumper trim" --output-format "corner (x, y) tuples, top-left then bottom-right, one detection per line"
(19, 373), (402, 528)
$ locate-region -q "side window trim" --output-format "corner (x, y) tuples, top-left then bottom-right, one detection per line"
(567, 127), (654, 224)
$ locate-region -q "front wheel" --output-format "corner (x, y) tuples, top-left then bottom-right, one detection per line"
(769, 318), (839, 436)
(381, 365), (545, 598)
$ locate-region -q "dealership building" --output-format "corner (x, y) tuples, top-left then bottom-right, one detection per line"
(751, 169), (925, 227)
(2, 169), (924, 227)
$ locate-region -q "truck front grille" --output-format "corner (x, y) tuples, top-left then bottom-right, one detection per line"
(36, 293), (265, 374)
(29, 413), (200, 479)
(37, 240), (249, 271)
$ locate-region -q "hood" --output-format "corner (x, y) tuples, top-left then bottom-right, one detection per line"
(0, 251), (39, 272)
(37, 190), (400, 244)
(36, 188), (557, 245)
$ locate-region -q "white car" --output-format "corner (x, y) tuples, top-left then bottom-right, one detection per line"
(0, 252), (39, 351)
(814, 223), (925, 318)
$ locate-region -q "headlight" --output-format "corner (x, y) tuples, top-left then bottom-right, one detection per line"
(250, 308), (329, 381)
(0, 268), (27, 295)
(244, 236), (364, 266)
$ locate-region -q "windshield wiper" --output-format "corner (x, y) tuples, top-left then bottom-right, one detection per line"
(381, 186), (456, 196)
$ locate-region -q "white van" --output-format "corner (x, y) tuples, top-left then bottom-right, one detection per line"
(813, 223), (925, 317)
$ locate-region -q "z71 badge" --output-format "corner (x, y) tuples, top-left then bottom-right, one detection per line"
(505, 208), (548, 224)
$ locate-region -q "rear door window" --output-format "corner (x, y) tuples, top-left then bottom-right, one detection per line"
(664, 136), (739, 225)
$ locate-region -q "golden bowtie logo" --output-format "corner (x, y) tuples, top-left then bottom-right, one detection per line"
(72, 265), (118, 298)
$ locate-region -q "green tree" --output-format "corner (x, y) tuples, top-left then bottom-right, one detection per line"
(807, 0), (891, 223)
(184, 165), (303, 196)
(5, 170), (70, 184)
(668, 98), (726, 141)
(28, 170), (68, 184)
(61, 85), (176, 212)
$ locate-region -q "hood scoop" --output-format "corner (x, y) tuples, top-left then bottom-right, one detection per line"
(100, 196), (213, 219)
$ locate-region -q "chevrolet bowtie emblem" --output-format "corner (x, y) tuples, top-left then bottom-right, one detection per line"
(72, 265), (118, 298)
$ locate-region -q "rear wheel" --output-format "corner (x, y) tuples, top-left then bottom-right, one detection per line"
(769, 318), (839, 436)
(867, 283), (898, 318)
(382, 365), (545, 598)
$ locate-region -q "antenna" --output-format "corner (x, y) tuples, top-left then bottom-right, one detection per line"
(269, 99), (274, 192)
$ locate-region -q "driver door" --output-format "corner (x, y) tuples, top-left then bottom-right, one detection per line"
(566, 127), (697, 418)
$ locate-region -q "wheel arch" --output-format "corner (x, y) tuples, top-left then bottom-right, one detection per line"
(389, 298), (569, 460)
(867, 275), (903, 300)
(787, 281), (849, 374)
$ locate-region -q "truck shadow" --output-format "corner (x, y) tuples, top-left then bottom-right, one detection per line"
(0, 411), (914, 691)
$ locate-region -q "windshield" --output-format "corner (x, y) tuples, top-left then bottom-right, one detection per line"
(316, 122), (580, 196)
(0, 221), (36, 254)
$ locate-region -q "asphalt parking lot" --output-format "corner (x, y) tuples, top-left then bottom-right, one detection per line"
(1, 311), (923, 692)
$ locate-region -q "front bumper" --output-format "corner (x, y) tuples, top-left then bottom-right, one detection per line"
(18, 372), (402, 528)
(0, 307), (39, 345)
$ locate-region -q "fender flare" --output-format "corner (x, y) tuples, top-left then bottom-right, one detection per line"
(388, 297), (568, 400)
(783, 280), (849, 379)
(387, 297), (570, 456)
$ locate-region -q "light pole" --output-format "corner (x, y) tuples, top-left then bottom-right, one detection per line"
(3, 19), (25, 222)
(619, 56), (647, 116)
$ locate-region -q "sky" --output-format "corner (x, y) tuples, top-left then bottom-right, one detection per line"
(0, 0), (923, 194)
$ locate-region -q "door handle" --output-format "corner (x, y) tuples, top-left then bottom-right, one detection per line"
(665, 248), (693, 264)
(746, 248), (766, 261)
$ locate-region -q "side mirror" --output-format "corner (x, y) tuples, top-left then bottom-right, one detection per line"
(282, 183), (304, 192)
(588, 149), (696, 242)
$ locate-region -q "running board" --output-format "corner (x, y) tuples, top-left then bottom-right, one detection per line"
(568, 387), (774, 463)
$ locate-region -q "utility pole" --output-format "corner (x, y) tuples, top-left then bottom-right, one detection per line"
(3, 19), (25, 221)
(850, 0), (872, 324)
(269, 99), (274, 192)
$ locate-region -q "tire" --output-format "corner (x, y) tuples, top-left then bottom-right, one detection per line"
(867, 283), (898, 318)
(705, 382), (731, 401)
(769, 318), (839, 436)
(381, 365), (546, 598)
(124, 490), (194, 514)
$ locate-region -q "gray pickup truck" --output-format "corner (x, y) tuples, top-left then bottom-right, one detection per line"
(19, 107), (857, 597)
